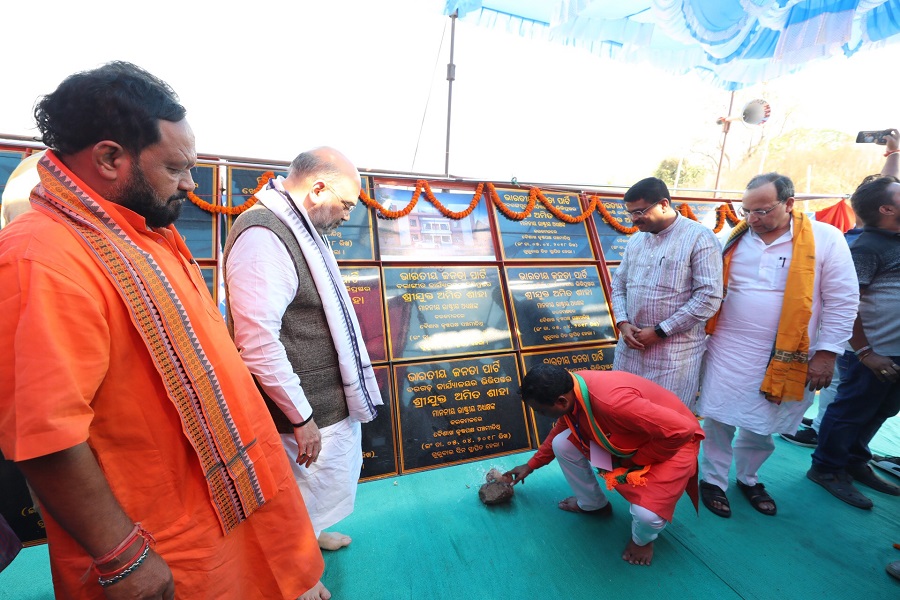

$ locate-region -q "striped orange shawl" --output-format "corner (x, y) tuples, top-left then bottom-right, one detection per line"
(30, 151), (265, 533)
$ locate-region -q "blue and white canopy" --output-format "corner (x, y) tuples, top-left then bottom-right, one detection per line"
(444, 1), (900, 89)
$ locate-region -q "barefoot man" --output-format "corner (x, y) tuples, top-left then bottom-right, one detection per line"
(505, 364), (703, 566)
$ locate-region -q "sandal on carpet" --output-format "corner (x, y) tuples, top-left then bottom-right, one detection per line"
(699, 480), (731, 518)
(737, 481), (777, 516)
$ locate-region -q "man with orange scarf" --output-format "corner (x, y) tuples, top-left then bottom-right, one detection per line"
(0, 63), (327, 599)
(697, 173), (858, 519)
(504, 364), (704, 567)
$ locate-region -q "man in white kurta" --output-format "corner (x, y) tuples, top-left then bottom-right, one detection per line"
(697, 173), (858, 517)
(224, 147), (382, 554)
(612, 177), (723, 411)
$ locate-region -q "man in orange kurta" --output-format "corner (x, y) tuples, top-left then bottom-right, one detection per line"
(0, 62), (325, 599)
(505, 364), (703, 566)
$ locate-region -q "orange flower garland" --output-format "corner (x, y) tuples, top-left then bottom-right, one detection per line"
(676, 202), (697, 221)
(486, 183), (535, 220)
(713, 202), (741, 233)
(359, 180), (484, 220)
(595, 201), (639, 234)
(187, 171), (275, 215)
(534, 189), (597, 224)
(186, 171), (741, 239)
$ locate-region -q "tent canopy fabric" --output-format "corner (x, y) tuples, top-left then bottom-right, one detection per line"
(444, 1), (900, 90)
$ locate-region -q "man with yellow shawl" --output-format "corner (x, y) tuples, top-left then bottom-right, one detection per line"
(697, 173), (858, 519)
(505, 364), (704, 567)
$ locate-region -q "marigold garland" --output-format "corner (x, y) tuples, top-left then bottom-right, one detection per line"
(676, 202), (697, 221)
(486, 183), (534, 220)
(713, 202), (741, 233)
(595, 200), (639, 234)
(187, 171), (275, 215)
(358, 180), (484, 219)
(189, 171), (742, 237)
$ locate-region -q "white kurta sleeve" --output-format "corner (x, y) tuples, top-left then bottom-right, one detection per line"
(226, 226), (313, 423)
(811, 224), (859, 355)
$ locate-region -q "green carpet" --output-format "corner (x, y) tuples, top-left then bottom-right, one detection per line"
(3, 418), (899, 600)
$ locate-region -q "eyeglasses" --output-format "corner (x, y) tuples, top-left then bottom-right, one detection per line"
(324, 183), (358, 214)
(625, 199), (662, 219)
(738, 201), (785, 219)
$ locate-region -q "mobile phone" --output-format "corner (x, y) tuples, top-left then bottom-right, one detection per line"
(856, 130), (892, 145)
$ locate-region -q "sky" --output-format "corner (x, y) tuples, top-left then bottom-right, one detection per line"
(2, 0), (899, 193)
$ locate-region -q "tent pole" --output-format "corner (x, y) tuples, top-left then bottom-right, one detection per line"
(713, 90), (735, 197)
(444, 10), (457, 177)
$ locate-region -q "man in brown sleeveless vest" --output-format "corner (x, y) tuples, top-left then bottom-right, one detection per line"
(224, 148), (382, 568)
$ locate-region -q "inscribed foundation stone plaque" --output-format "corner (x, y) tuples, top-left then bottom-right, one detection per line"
(505, 265), (616, 350)
(340, 266), (387, 363)
(383, 266), (512, 361)
(395, 354), (529, 473)
(520, 346), (616, 445)
(494, 189), (594, 260)
(360, 366), (398, 480)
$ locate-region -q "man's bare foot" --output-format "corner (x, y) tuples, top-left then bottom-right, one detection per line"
(318, 531), (352, 551)
(622, 539), (653, 566)
(557, 496), (612, 516)
(298, 580), (331, 600)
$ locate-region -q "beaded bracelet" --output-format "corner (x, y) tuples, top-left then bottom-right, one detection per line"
(97, 543), (151, 587)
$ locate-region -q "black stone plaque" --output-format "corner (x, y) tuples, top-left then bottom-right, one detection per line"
(520, 346), (616, 445)
(0, 453), (45, 546)
(174, 164), (216, 259)
(340, 266), (387, 363)
(374, 185), (496, 261)
(360, 366), (398, 481)
(494, 189), (594, 260)
(383, 266), (512, 360)
(329, 176), (376, 261)
(592, 197), (632, 263)
(505, 265), (616, 349)
(227, 166), (288, 209)
(395, 354), (529, 473)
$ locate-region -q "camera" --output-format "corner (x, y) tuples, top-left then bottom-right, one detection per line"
(856, 130), (892, 145)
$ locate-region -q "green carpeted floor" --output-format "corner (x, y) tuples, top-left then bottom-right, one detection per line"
(3, 418), (899, 599)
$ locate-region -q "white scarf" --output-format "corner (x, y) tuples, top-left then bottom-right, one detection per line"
(256, 177), (381, 422)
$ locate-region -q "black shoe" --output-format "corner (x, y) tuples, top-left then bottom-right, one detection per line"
(806, 467), (873, 509)
(801, 417), (813, 427)
(780, 427), (818, 448)
(846, 463), (900, 495)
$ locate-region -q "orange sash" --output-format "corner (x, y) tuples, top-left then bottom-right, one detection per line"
(564, 373), (651, 490)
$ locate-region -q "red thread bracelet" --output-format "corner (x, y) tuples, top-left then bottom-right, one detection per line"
(92, 523), (154, 573)
(885, 149), (900, 157)
(93, 538), (149, 578)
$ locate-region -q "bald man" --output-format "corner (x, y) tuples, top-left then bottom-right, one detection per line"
(224, 148), (382, 565)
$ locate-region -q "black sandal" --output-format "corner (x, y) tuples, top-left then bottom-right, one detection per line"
(737, 481), (777, 516)
(700, 480), (731, 518)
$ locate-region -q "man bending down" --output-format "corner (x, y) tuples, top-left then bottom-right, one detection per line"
(505, 364), (704, 566)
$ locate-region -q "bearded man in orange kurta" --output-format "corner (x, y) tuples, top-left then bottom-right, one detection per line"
(0, 62), (327, 600)
(505, 364), (703, 566)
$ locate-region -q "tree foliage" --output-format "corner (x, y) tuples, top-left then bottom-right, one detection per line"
(653, 157), (708, 190)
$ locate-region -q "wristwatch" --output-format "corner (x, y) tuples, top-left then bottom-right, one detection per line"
(654, 325), (668, 339)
